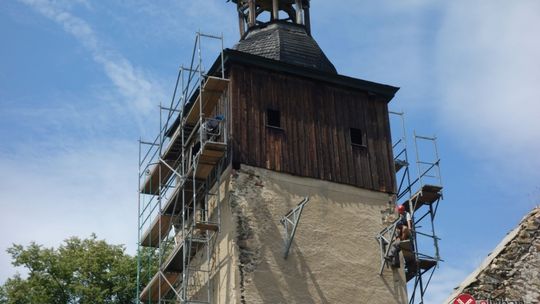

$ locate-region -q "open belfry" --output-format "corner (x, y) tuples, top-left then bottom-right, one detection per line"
(137, 1), (444, 303)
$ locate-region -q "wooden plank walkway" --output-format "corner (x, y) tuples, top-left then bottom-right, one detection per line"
(403, 184), (443, 212)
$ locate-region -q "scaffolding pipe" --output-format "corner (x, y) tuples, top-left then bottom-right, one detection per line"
(221, 32), (225, 79)
(136, 140), (142, 303)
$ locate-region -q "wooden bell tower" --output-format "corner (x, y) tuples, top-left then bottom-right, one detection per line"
(211, 2), (407, 303)
(235, 0), (311, 36)
(222, 0), (399, 192)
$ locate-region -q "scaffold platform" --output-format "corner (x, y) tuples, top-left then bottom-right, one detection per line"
(140, 77), (229, 195)
(400, 240), (438, 282)
(163, 237), (206, 273)
(141, 159), (177, 195)
(184, 76), (229, 126)
(395, 159), (408, 173)
(140, 214), (174, 247)
(190, 142), (227, 180)
(139, 272), (180, 302)
(403, 184), (442, 212)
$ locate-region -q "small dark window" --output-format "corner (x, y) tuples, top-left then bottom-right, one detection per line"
(350, 128), (365, 147)
(267, 109), (281, 128)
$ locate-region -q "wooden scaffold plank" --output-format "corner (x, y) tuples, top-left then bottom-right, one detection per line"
(184, 77), (229, 126)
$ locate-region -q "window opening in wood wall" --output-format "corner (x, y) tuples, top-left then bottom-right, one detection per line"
(350, 128), (365, 147)
(267, 109), (281, 128)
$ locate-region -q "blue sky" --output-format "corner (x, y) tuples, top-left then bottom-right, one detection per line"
(1, 1), (539, 302)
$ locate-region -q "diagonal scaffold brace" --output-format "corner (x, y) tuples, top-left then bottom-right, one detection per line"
(280, 196), (310, 259)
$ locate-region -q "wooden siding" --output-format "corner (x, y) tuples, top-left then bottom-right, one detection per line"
(229, 64), (396, 193)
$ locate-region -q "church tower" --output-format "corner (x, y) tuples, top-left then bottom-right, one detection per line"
(136, 1), (423, 303)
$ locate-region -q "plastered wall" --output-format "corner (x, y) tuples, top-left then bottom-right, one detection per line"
(204, 165), (407, 304)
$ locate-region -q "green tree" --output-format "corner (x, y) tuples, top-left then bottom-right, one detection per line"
(0, 234), (137, 304)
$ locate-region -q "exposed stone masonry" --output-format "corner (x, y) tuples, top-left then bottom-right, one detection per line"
(449, 207), (540, 303)
(229, 168), (264, 304)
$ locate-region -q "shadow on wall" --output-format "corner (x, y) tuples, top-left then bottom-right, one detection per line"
(251, 204), (329, 304)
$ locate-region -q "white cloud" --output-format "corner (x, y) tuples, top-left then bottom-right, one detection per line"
(3, 0), (231, 284)
(0, 139), (138, 282)
(105, 0), (238, 52)
(19, 0), (166, 116)
(435, 1), (540, 175)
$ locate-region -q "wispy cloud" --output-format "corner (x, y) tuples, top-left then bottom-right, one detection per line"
(435, 1), (540, 176)
(0, 95), (133, 151)
(1, 0), (168, 282)
(99, 0), (238, 56)
(19, 0), (166, 117)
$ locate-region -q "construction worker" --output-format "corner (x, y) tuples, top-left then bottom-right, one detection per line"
(386, 204), (413, 268)
(396, 204), (412, 241)
(192, 114), (225, 159)
(203, 114), (224, 139)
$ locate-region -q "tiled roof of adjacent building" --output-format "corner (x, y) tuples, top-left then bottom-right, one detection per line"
(445, 206), (540, 303)
(233, 22), (337, 74)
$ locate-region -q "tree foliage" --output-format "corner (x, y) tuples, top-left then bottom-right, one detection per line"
(0, 234), (137, 304)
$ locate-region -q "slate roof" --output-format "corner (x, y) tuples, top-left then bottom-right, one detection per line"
(233, 22), (337, 74)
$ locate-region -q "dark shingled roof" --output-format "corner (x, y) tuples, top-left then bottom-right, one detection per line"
(233, 22), (337, 74)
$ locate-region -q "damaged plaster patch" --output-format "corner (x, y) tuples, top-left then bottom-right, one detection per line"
(230, 168), (265, 303)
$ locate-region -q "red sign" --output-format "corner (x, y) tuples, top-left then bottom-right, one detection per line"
(454, 293), (476, 304)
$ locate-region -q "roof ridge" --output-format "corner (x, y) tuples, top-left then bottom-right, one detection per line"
(232, 22), (337, 74)
(444, 206), (540, 303)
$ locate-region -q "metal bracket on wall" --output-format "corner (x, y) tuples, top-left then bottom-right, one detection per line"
(280, 196), (310, 259)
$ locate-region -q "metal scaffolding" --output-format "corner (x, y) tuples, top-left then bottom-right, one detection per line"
(137, 32), (229, 304)
(377, 112), (443, 304)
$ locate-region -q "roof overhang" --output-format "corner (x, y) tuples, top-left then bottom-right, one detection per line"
(210, 48), (400, 103)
